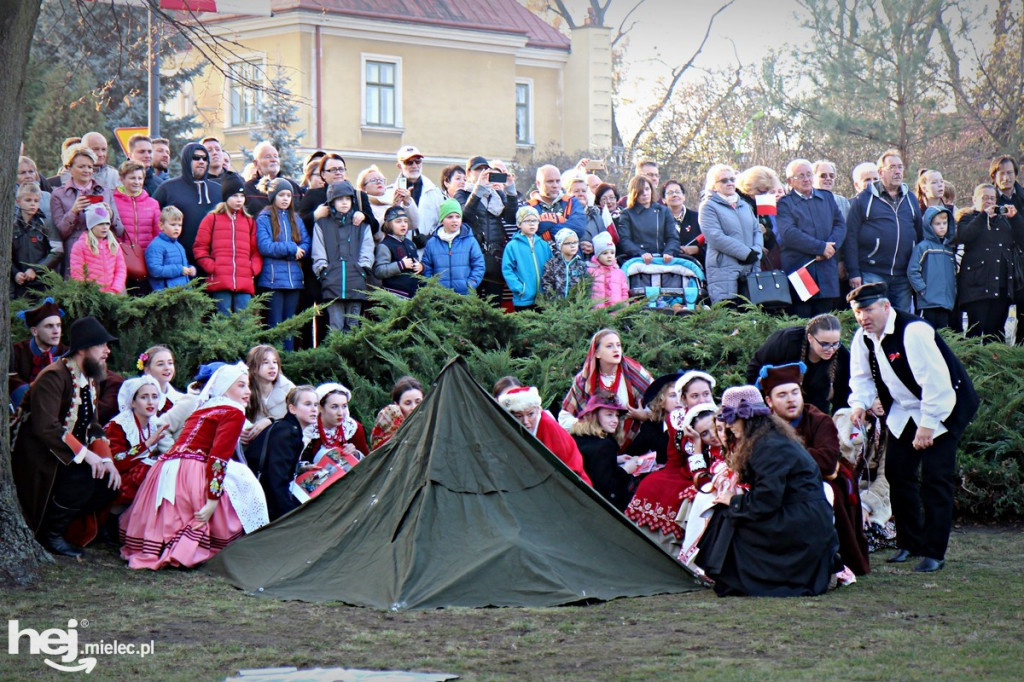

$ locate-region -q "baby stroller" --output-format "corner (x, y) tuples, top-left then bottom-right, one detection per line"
(621, 255), (707, 311)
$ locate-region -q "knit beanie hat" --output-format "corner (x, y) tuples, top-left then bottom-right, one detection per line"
(85, 203), (112, 231)
(262, 177), (292, 204)
(221, 174), (245, 202)
(554, 228), (577, 249)
(516, 205), (540, 226)
(718, 385), (771, 424)
(592, 230), (615, 256)
(327, 180), (356, 202)
(438, 197), (462, 222)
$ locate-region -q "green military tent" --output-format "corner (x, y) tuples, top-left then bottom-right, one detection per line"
(206, 358), (699, 609)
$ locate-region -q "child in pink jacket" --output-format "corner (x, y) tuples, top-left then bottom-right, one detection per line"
(70, 203), (127, 294)
(588, 231), (629, 309)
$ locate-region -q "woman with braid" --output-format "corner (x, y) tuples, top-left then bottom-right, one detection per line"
(745, 314), (851, 415)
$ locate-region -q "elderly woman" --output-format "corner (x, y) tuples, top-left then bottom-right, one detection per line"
(440, 164), (467, 200)
(662, 180), (703, 264)
(699, 164), (763, 304)
(694, 385), (838, 597)
(298, 154), (379, 238)
(957, 183), (1024, 338)
(736, 165), (783, 271)
(355, 164), (421, 245)
(50, 143), (123, 273)
(581, 182), (621, 256)
(617, 175), (679, 263)
(559, 328), (653, 444)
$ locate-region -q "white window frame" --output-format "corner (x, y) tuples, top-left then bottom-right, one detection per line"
(515, 79), (534, 147)
(227, 57), (265, 129)
(361, 53), (403, 131)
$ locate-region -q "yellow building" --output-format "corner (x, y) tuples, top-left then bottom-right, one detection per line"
(181, 0), (613, 181)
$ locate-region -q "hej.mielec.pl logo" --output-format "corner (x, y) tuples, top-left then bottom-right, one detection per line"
(9, 618), (157, 673)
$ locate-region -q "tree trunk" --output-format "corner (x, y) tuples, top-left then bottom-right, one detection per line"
(0, 0), (51, 587)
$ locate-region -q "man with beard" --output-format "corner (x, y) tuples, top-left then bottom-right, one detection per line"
(389, 145), (444, 236)
(151, 138), (172, 187)
(12, 316), (122, 557)
(9, 298), (68, 409)
(759, 362), (870, 576)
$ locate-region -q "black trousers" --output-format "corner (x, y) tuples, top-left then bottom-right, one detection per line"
(788, 297), (836, 319)
(51, 460), (119, 514)
(961, 298), (1009, 339)
(920, 307), (954, 330)
(886, 425), (957, 560)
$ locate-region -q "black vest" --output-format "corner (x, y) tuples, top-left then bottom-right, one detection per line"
(380, 236), (421, 298)
(862, 310), (978, 438)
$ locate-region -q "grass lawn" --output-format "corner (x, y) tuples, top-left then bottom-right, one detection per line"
(3, 524), (1022, 681)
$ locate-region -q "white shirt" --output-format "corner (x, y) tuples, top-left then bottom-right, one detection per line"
(849, 308), (956, 438)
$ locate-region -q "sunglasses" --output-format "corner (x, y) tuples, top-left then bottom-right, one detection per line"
(403, 158), (423, 166)
(192, 154), (209, 162)
(717, 177), (736, 184)
(812, 337), (841, 351)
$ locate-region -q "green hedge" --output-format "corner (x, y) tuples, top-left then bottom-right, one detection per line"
(11, 274), (1024, 521)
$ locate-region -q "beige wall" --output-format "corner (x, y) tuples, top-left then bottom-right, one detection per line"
(186, 18), (577, 181)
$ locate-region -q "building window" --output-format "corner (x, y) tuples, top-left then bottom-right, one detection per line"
(364, 59), (398, 127)
(516, 81), (533, 145)
(229, 60), (262, 127)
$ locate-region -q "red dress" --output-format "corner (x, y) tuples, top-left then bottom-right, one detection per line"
(105, 415), (159, 506)
(625, 414), (698, 540)
(120, 399), (248, 569)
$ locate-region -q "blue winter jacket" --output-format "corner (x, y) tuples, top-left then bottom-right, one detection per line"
(775, 188), (847, 298)
(843, 181), (922, 279)
(256, 208), (311, 290)
(421, 225), (486, 295)
(907, 206), (957, 311)
(502, 231), (552, 306)
(145, 232), (191, 290)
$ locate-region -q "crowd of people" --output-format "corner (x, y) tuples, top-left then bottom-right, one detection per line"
(15, 133), (1024, 341)
(9, 132), (995, 596)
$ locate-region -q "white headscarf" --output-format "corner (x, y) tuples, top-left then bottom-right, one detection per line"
(117, 375), (162, 415)
(315, 382), (351, 404)
(198, 361), (248, 408)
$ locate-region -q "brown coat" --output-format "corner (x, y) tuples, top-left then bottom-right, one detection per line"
(8, 338), (68, 397)
(12, 358), (102, 534)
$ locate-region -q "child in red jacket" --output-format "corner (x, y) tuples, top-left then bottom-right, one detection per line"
(193, 176), (262, 314)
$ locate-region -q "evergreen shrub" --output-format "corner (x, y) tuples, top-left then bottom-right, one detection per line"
(11, 276), (1023, 521)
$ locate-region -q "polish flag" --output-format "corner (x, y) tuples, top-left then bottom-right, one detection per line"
(602, 206), (620, 243)
(755, 193), (777, 216)
(788, 266), (820, 301)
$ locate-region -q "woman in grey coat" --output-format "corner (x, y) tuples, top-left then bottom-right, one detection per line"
(698, 164), (764, 304)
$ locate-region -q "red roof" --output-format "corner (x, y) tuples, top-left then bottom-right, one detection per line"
(268, 0), (570, 50)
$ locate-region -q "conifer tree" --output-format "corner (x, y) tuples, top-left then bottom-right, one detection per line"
(240, 64), (305, 178)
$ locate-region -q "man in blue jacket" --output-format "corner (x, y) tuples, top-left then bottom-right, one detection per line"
(842, 149), (922, 312)
(777, 159), (847, 317)
(528, 165), (585, 241)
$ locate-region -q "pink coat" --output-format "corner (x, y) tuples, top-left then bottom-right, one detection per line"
(113, 188), (161, 250)
(69, 232), (127, 294)
(588, 257), (629, 308)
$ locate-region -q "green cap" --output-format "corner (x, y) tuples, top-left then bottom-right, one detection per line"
(438, 198), (463, 222)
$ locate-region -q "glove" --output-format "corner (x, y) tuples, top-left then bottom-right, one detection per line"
(741, 249), (760, 265)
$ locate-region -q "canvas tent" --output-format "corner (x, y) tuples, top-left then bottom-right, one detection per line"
(207, 358), (699, 609)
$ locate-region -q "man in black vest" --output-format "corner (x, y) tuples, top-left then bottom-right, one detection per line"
(847, 282), (978, 573)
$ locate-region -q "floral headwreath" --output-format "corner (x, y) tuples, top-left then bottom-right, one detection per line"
(136, 352), (149, 372)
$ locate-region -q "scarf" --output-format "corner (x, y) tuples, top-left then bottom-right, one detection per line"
(317, 415), (359, 449)
(437, 227), (459, 244)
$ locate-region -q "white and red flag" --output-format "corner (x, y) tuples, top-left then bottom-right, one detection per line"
(754, 193), (777, 216)
(788, 260), (820, 302)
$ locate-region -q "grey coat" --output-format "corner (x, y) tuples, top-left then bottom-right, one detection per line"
(699, 193), (763, 303)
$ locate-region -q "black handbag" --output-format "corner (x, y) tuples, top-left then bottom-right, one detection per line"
(738, 269), (792, 306)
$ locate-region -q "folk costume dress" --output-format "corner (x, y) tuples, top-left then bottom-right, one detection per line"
(303, 414), (368, 465)
(120, 363), (268, 570)
(558, 337), (653, 444)
(105, 376), (168, 506)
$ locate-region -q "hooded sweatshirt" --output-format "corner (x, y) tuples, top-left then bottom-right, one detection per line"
(152, 142), (220, 262)
(907, 205), (957, 311)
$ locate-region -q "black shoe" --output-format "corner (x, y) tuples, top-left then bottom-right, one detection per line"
(914, 557), (945, 573)
(42, 532), (84, 558)
(887, 549), (913, 563)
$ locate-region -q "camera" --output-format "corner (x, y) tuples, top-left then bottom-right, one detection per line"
(994, 205), (1010, 216)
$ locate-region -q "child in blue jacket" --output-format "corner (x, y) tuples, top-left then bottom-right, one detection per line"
(908, 205), (957, 329)
(146, 206), (195, 291)
(256, 177), (311, 350)
(502, 206), (552, 310)
(421, 199), (485, 295)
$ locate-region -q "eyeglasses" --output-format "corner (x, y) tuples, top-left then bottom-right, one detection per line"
(403, 158), (423, 166)
(812, 337), (842, 351)
(884, 164), (904, 172)
(717, 177), (735, 184)
(365, 177), (385, 184)
(324, 167), (346, 175)
(191, 154), (209, 162)
(792, 173), (814, 180)
(665, 190), (684, 197)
